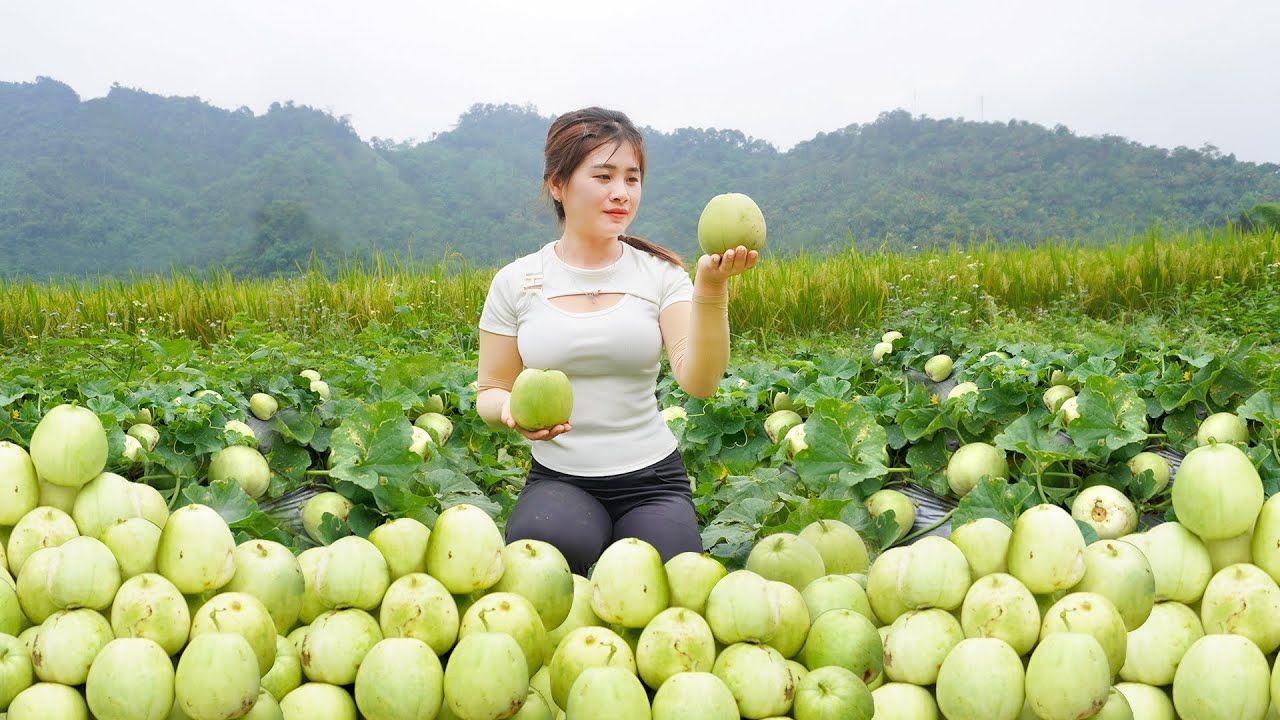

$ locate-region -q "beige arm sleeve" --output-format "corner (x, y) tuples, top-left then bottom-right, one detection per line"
(476, 330), (523, 428)
(660, 290), (730, 399)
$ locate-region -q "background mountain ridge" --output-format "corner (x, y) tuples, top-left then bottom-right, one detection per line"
(2, 76), (1277, 278)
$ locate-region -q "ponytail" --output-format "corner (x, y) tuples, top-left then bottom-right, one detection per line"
(619, 235), (685, 270)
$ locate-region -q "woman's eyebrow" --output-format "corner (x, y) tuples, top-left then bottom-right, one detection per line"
(590, 163), (642, 172)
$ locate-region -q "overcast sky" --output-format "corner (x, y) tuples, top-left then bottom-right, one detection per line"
(3, 0), (1278, 163)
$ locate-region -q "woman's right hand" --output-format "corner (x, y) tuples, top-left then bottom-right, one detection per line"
(502, 395), (572, 441)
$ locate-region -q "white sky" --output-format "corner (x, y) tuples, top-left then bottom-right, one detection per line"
(3, 0), (1278, 163)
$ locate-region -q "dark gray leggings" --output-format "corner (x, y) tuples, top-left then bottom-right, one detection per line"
(504, 449), (704, 575)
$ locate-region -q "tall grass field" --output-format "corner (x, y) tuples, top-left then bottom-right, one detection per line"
(1, 224), (1276, 347)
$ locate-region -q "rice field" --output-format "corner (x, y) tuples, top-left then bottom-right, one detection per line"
(0, 224), (1276, 348)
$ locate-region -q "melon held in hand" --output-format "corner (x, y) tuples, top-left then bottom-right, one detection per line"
(509, 368), (573, 431)
(697, 192), (766, 255)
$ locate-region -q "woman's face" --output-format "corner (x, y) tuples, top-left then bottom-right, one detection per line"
(552, 141), (643, 240)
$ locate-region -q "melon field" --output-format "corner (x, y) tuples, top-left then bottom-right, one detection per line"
(2, 224), (1280, 719)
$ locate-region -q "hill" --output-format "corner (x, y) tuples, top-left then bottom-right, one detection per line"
(1, 77), (1277, 277)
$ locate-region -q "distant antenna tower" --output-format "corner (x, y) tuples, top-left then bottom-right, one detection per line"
(980, 95), (985, 121)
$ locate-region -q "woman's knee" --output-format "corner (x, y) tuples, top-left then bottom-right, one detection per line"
(504, 480), (611, 574)
(612, 496), (704, 562)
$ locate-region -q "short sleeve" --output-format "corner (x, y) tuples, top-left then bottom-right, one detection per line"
(658, 261), (694, 312)
(478, 265), (520, 336)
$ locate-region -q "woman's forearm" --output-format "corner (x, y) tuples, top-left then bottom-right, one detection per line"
(680, 285), (730, 398)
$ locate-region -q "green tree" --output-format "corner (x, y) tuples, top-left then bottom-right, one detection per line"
(1239, 202), (1280, 232)
(237, 200), (341, 275)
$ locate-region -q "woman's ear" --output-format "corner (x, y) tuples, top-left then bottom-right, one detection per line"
(546, 178), (563, 203)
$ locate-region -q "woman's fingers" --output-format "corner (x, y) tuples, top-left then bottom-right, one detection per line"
(705, 246), (759, 276)
(514, 422), (571, 441)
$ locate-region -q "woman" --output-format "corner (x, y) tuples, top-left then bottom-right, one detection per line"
(476, 107), (758, 575)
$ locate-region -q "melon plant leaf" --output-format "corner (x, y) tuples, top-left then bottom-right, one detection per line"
(1239, 390), (1280, 430)
(792, 398), (890, 492)
(1143, 396), (1164, 419)
(315, 513), (352, 545)
(0, 381), (28, 408)
(0, 418), (21, 444)
(1153, 375), (1193, 414)
(1072, 356), (1117, 380)
(702, 495), (779, 567)
(102, 424), (127, 468)
(884, 423), (909, 451)
(838, 501), (903, 552)
(681, 394), (753, 455)
(271, 408), (317, 446)
(179, 479), (257, 522)
(1160, 407), (1201, 452)
(856, 390), (905, 426)
(328, 401), (420, 490)
(86, 394), (133, 423)
(345, 504), (383, 538)
(310, 425), (334, 453)
(1155, 354), (1230, 413)
(767, 366), (810, 394)
(1245, 444), (1280, 498)
(718, 432), (775, 475)
(811, 355), (862, 381)
(898, 402), (955, 443)
(372, 481), (440, 527)
(906, 433), (951, 496)
(1088, 461), (1148, 499)
(944, 386), (979, 414)
(422, 468), (501, 516)
(371, 354), (446, 410)
(711, 467), (795, 506)
(1209, 363), (1255, 407)
(794, 376), (854, 408)
(1119, 367), (1163, 411)
(267, 442), (313, 486)
(229, 520), (297, 549)
(166, 402), (230, 456)
(179, 479), (290, 545)
(994, 412), (1088, 470)
(1066, 376), (1149, 459)
(435, 444), (524, 493)
(151, 442), (199, 480)
(1129, 468), (1162, 502)
(951, 477), (1038, 528)
(755, 495), (855, 540)
(79, 379), (119, 402)
(1178, 349), (1216, 369)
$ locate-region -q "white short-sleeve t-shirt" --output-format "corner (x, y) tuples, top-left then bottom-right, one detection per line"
(479, 240), (694, 476)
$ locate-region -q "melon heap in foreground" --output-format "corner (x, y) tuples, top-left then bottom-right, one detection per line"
(5, 403), (1280, 720)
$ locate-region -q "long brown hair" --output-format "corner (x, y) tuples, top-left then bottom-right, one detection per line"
(543, 107), (684, 269)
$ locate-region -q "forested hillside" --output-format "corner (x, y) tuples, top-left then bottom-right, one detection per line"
(2, 77), (1277, 278)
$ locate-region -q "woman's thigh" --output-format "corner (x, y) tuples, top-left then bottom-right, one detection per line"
(504, 478), (612, 575)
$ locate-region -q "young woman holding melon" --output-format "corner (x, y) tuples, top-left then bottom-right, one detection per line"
(475, 106), (761, 574)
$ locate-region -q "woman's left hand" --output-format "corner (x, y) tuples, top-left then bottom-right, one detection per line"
(695, 245), (760, 287)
